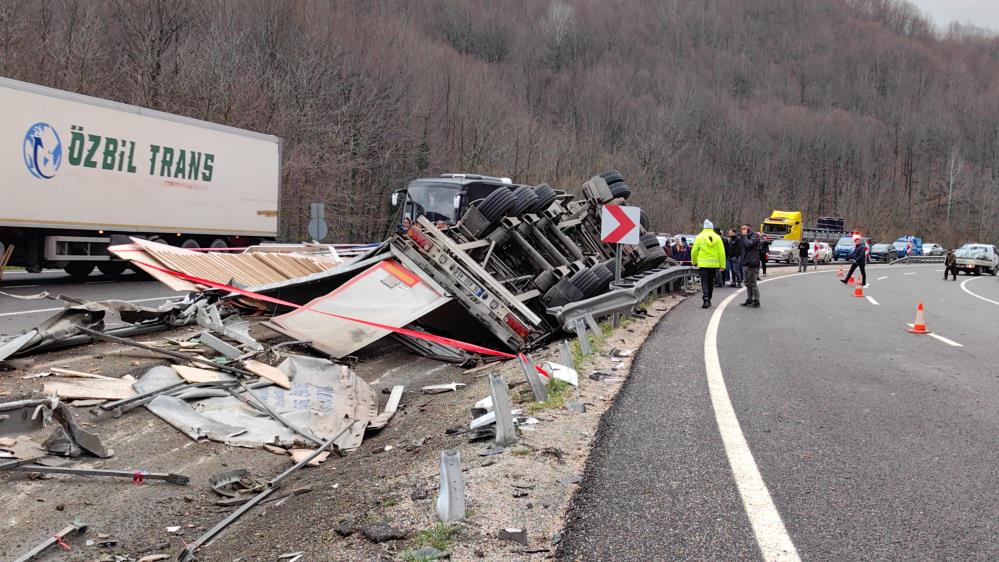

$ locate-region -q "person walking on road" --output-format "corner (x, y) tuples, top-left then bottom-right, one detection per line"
(840, 235), (868, 286)
(736, 224), (762, 307)
(797, 239), (810, 272)
(727, 229), (744, 288)
(944, 249), (958, 281)
(691, 220), (726, 309)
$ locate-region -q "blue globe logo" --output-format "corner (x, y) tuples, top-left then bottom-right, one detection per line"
(23, 122), (63, 179)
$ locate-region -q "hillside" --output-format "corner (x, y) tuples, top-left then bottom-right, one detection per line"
(3, 0), (998, 244)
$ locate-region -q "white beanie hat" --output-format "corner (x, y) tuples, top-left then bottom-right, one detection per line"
(703, 219), (713, 230)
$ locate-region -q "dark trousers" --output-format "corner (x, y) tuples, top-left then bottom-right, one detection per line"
(945, 265), (958, 280)
(844, 262), (867, 285)
(761, 257), (767, 274)
(699, 268), (717, 302)
(744, 265), (760, 302)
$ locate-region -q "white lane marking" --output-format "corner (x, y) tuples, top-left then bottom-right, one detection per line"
(904, 272), (917, 276)
(906, 324), (963, 347)
(705, 291), (801, 562)
(960, 277), (999, 307)
(0, 296), (177, 318)
(934, 269), (944, 272)
(866, 296), (879, 306)
(876, 276), (888, 281)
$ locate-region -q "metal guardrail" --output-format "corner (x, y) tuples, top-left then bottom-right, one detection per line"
(547, 265), (696, 330)
(889, 255), (945, 264)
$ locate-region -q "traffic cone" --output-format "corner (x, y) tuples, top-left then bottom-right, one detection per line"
(847, 275), (855, 285)
(907, 303), (930, 334)
(837, 265), (844, 278)
(853, 280), (864, 298)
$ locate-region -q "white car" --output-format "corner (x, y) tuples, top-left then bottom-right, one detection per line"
(807, 242), (833, 263)
(767, 239), (797, 263)
(922, 243), (945, 256)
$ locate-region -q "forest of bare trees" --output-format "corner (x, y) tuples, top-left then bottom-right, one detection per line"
(2, 0), (998, 245)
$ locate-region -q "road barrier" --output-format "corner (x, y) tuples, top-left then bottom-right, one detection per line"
(890, 255), (945, 264)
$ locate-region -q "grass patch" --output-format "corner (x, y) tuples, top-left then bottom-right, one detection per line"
(511, 446), (534, 456)
(381, 495), (401, 508)
(413, 522), (459, 551)
(525, 377), (571, 413)
(570, 321), (613, 365)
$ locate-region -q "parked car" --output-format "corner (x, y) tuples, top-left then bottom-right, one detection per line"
(893, 236), (923, 258)
(869, 243), (895, 262)
(922, 243), (945, 256)
(768, 239), (798, 263)
(808, 242), (832, 263)
(833, 236), (871, 260)
(954, 243), (999, 276)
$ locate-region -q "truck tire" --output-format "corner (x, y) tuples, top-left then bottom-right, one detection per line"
(97, 262), (127, 277)
(639, 208), (650, 230)
(531, 184), (557, 213)
(974, 266), (981, 276)
(65, 262), (95, 278)
(640, 233), (660, 249)
(181, 238), (200, 249)
(508, 185), (539, 217)
(209, 238), (229, 249)
(477, 188), (518, 224)
(588, 263), (614, 295)
(609, 182), (631, 200)
(599, 170), (625, 186)
(569, 268), (599, 297)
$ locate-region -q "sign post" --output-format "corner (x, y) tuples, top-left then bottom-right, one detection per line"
(600, 204), (642, 283)
(308, 202), (328, 241)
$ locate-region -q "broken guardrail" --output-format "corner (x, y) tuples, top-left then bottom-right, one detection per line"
(547, 265), (695, 331)
(889, 255), (945, 264)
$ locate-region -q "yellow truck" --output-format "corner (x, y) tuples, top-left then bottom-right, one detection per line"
(760, 210), (845, 242)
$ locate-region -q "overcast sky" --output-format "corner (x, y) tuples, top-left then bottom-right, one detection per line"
(907, 0), (999, 32)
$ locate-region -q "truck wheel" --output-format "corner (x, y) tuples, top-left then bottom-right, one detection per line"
(209, 238), (229, 249)
(64, 262), (95, 278)
(599, 170), (625, 186)
(609, 182), (631, 200)
(508, 185), (539, 217)
(531, 184), (557, 213)
(181, 238), (200, 249)
(639, 208), (650, 230)
(477, 188), (518, 223)
(569, 268), (600, 298)
(974, 267), (981, 276)
(587, 263), (614, 295)
(97, 262), (127, 277)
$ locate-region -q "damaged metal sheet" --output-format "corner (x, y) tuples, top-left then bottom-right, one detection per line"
(196, 305), (263, 351)
(270, 260), (451, 358)
(143, 356), (377, 451)
(109, 237), (340, 292)
(368, 385), (404, 430)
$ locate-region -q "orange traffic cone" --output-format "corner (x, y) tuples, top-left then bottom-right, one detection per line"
(853, 280), (864, 298)
(907, 303), (930, 334)
(837, 265), (844, 278)
(847, 275), (855, 285)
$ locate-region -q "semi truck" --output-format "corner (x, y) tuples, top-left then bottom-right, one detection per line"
(760, 210), (846, 243)
(0, 77), (281, 277)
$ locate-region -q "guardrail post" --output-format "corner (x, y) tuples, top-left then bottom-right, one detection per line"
(611, 312), (620, 328)
(436, 450), (466, 523)
(519, 353), (548, 402)
(584, 313), (601, 336)
(488, 373), (518, 446)
(574, 318), (591, 356)
(558, 340), (575, 370)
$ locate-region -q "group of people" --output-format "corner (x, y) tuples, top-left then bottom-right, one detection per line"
(689, 220), (767, 309)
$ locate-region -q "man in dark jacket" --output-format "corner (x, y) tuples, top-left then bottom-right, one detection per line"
(797, 239), (810, 272)
(840, 236), (867, 286)
(727, 229), (744, 288)
(736, 224), (762, 307)
(944, 249), (958, 280)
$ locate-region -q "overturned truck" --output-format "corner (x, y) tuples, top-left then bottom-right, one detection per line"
(257, 171), (683, 359)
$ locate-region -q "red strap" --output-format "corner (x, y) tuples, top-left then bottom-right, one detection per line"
(133, 470), (147, 485)
(130, 260), (551, 377)
(54, 535), (71, 550)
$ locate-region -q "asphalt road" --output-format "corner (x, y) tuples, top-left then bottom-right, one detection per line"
(558, 264), (998, 561)
(0, 270), (180, 337)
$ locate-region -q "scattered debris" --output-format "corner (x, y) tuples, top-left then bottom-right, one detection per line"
(422, 382), (466, 394)
(436, 450), (465, 523)
(479, 446), (504, 457)
(361, 523), (408, 543)
(0, 460), (189, 485)
(566, 400), (587, 413)
(544, 361), (579, 386)
(43, 377), (135, 400)
(288, 448), (330, 466)
(558, 474), (582, 485)
(208, 468), (251, 498)
(11, 519), (88, 562)
(408, 546), (451, 560)
(242, 359), (291, 389)
(497, 528), (529, 546)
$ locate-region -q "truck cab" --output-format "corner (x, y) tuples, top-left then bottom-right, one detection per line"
(392, 174), (512, 225)
(761, 210), (802, 240)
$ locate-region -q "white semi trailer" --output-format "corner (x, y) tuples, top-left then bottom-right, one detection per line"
(0, 77), (281, 277)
